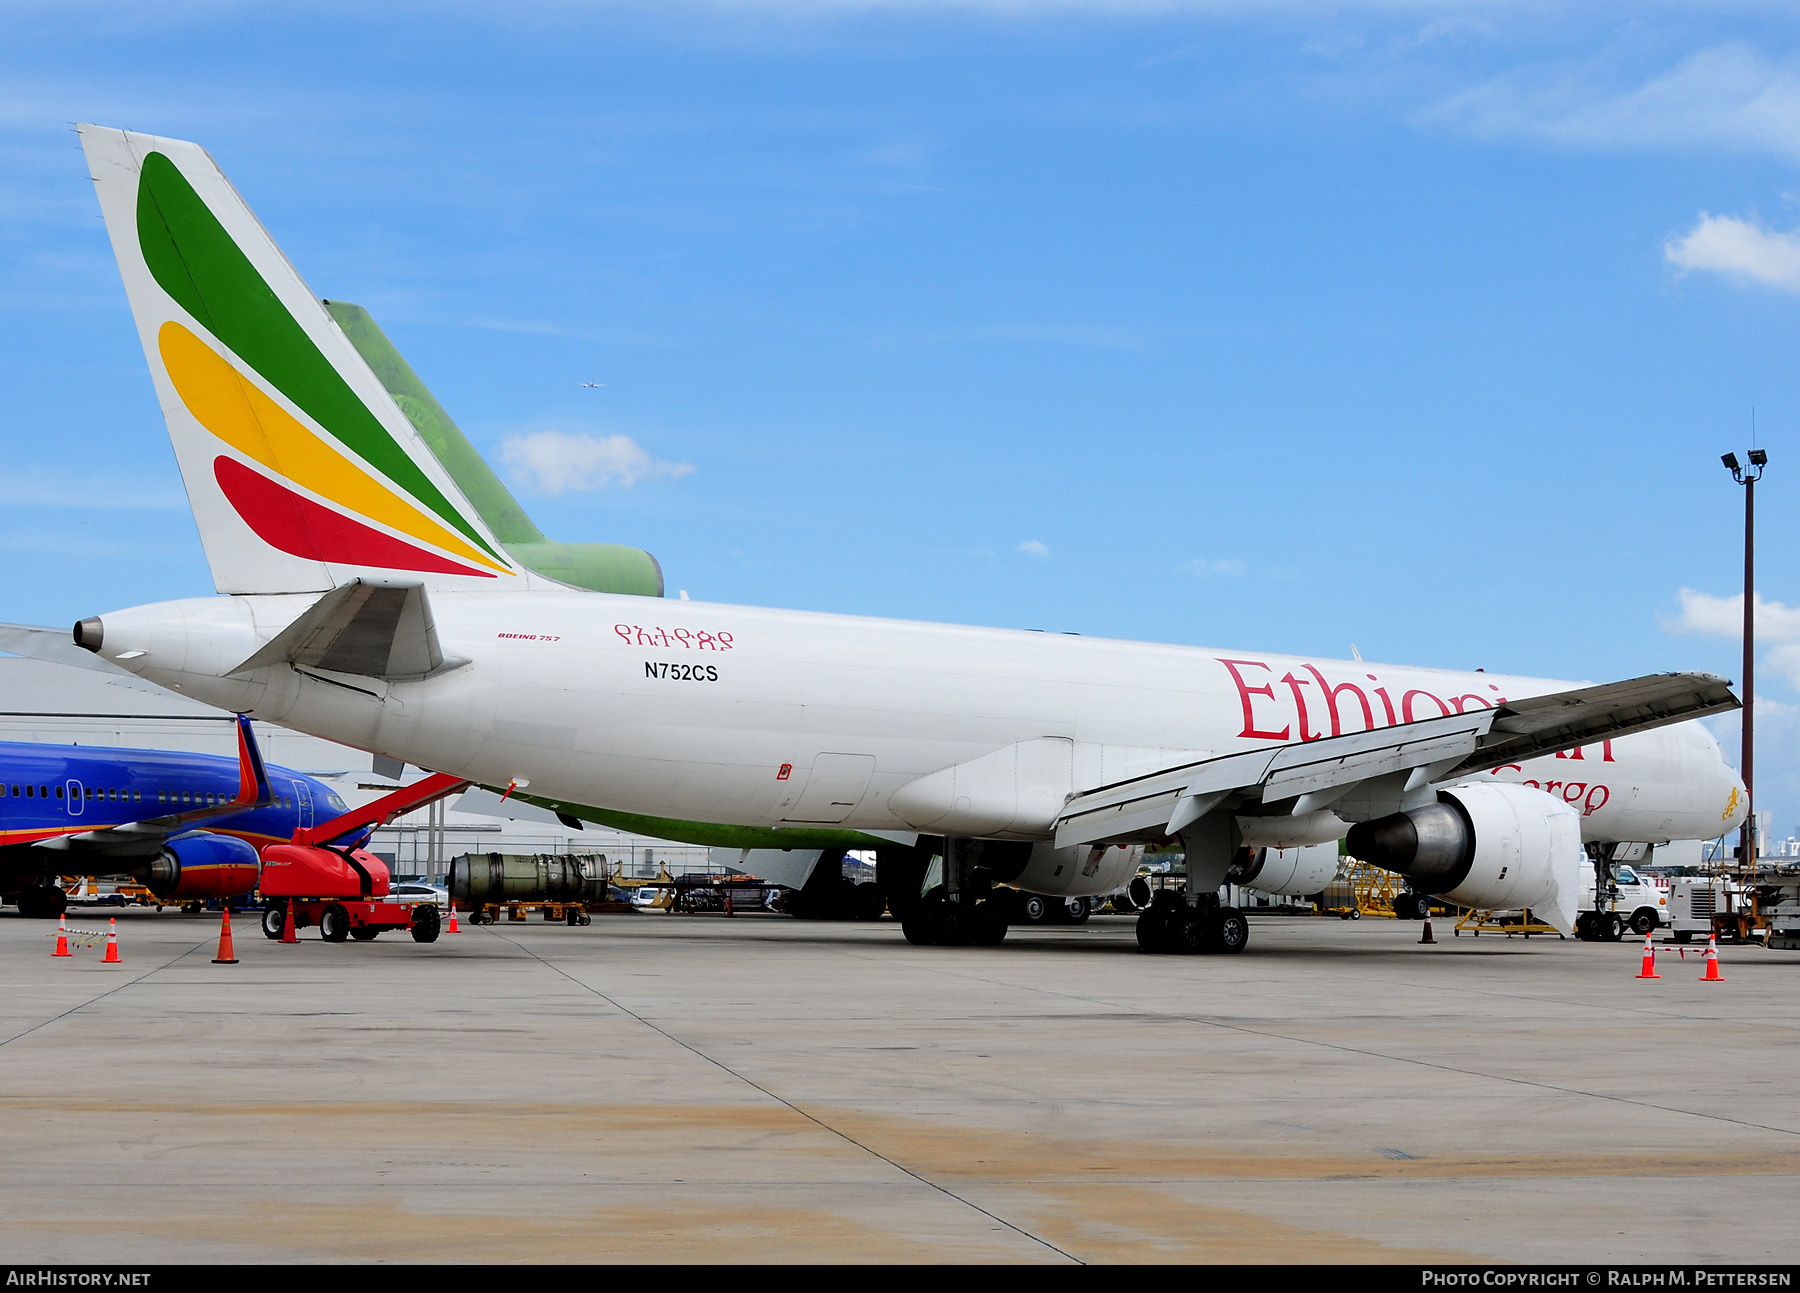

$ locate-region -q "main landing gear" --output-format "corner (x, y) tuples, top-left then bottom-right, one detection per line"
(14, 884), (68, 920)
(900, 892), (1009, 947)
(896, 838), (1013, 948)
(1135, 892), (1249, 955)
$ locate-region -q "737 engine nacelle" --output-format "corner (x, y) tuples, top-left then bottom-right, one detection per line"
(1227, 842), (1340, 897)
(1345, 782), (1581, 933)
(143, 831), (261, 900)
(1010, 841), (1145, 898)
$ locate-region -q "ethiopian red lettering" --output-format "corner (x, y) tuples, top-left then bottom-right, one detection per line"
(1303, 665), (1375, 736)
(1280, 672), (1323, 742)
(1367, 676), (1398, 725)
(1544, 780), (1562, 796)
(1585, 784), (1610, 814)
(1401, 689), (1452, 722)
(1450, 694), (1493, 713)
(1602, 740), (1615, 763)
(1562, 782), (1587, 805)
(1218, 659), (1290, 740)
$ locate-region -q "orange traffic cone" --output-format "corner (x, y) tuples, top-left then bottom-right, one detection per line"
(101, 917), (120, 964)
(1634, 931), (1660, 979)
(52, 913), (70, 958)
(212, 907), (239, 965)
(1700, 935), (1725, 982)
(446, 903), (459, 934)
(280, 901), (298, 945)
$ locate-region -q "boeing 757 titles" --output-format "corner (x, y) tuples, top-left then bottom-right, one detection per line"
(64, 126), (1748, 953)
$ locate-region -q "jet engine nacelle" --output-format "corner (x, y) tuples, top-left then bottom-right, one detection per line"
(143, 832), (261, 900)
(1345, 782), (1581, 934)
(1010, 841), (1144, 898)
(259, 843), (391, 900)
(1227, 842), (1340, 897)
(449, 852), (607, 907)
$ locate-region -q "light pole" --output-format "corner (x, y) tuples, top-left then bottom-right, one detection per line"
(1722, 448), (1768, 865)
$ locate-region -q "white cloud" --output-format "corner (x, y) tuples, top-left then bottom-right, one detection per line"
(1668, 588), (1800, 690)
(1016, 539), (1051, 558)
(500, 431), (695, 493)
(1180, 555), (1246, 577)
(1424, 44), (1800, 163)
(1665, 213), (1800, 292)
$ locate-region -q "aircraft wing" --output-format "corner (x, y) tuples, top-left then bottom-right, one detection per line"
(1053, 671), (1738, 849)
(37, 714), (275, 857)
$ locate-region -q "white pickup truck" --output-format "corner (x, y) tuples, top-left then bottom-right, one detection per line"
(1575, 865), (1669, 940)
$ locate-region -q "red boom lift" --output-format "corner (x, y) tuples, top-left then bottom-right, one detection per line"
(259, 772), (471, 944)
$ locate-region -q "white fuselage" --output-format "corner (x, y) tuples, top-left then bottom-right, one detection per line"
(93, 590), (1749, 852)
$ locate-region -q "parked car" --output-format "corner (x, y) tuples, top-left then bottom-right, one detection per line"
(386, 882), (447, 907)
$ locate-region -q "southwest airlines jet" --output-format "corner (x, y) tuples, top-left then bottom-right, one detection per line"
(0, 716), (345, 917)
(64, 126), (1748, 954)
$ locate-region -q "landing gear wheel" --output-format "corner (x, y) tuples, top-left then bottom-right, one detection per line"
(1175, 909), (1210, 954)
(1213, 907), (1250, 954)
(411, 903), (441, 944)
(1020, 895), (1051, 925)
(902, 893), (949, 946)
(17, 885), (67, 919)
(1602, 912), (1623, 942)
(1065, 897), (1091, 925)
(1135, 907), (1172, 953)
(351, 926), (379, 941)
(970, 899), (1009, 946)
(262, 905), (286, 940)
(1630, 910), (1657, 936)
(1574, 912), (1594, 941)
(319, 903), (350, 943)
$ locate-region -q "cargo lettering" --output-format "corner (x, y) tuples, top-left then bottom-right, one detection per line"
(1218, 657), (1505, 742)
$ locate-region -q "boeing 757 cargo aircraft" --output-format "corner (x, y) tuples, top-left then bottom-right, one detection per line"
(66, 126), (1748, 952)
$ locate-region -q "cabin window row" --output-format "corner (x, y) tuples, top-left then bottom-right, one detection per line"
(0, 783), (294, 809)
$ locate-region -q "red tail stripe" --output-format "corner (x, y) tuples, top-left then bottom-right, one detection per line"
(214, 456), (495, 579)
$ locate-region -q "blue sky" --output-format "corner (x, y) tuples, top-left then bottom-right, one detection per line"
(1, 1), (1796, 839)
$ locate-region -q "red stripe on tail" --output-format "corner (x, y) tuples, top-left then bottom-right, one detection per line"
(214, 456), (495, 578)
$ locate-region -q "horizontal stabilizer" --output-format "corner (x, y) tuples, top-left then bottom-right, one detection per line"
(232, 580), (465, 681)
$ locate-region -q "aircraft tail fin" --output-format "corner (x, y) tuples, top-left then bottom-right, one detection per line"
(79, 125), (532, 595)
(324, 301), (664, 597)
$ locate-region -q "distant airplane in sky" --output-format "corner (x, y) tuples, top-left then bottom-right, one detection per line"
(70, 125), (1749, 955)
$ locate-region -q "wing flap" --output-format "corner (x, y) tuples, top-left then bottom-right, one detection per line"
(1440, 671), (1738, 778)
